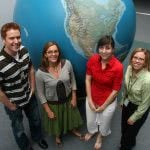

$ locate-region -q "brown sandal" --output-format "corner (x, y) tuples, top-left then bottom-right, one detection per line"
(72, 130), (85, 140)
(84, 133), (94, 141)
(56, 137), (63, 148)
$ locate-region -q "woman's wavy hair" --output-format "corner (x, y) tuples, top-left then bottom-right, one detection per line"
(41, 41), (61, 69)
(129, 48), (150, 71)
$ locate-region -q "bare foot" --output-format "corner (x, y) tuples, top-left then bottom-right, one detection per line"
(94, 133), (102, 150)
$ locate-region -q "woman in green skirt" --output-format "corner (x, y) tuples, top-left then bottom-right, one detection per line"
(35, 41), (83, 147)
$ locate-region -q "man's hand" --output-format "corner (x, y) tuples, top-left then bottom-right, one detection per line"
(8, 102), (17, 111)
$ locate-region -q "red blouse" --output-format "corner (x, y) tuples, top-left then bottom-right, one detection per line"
(86, 54), (123, 106)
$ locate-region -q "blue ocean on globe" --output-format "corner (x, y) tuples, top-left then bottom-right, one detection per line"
(13, 0), (136, 94)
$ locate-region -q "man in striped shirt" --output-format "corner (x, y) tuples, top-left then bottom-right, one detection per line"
(0, 22), (48, 150)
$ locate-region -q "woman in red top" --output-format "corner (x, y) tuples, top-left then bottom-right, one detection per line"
(84, 35), (123, 150)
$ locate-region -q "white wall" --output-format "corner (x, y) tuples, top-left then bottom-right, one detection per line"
(0, 0), (16, 48)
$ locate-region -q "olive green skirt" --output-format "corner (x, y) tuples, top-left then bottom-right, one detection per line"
(42, 100), (83, 136)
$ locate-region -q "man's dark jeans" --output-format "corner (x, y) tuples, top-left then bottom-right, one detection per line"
(4, 95), (42, 150)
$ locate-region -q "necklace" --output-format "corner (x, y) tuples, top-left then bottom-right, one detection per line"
(53, 67), (59, 72)
(48, 66), (59, 72)
(48, 63), (61, 75)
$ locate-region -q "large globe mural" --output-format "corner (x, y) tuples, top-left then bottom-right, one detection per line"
(13, 0), (136, 96)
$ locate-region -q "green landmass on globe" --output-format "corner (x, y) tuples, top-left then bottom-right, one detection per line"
(63, 0), (125, 57)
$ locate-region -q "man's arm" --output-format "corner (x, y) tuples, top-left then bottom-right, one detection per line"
(28, 65), (35, 94)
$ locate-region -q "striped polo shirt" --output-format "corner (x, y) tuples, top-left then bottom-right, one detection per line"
(0, 46), (32, 107)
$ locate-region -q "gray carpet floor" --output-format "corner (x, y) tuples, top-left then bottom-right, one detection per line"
(0, 95), (150, 150)
(0, 46), (150, 150)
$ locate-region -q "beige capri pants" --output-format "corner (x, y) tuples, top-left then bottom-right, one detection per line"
(86, 97), (117, 136)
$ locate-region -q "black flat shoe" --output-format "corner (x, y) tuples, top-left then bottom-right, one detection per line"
(38, 139), (48, 149)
